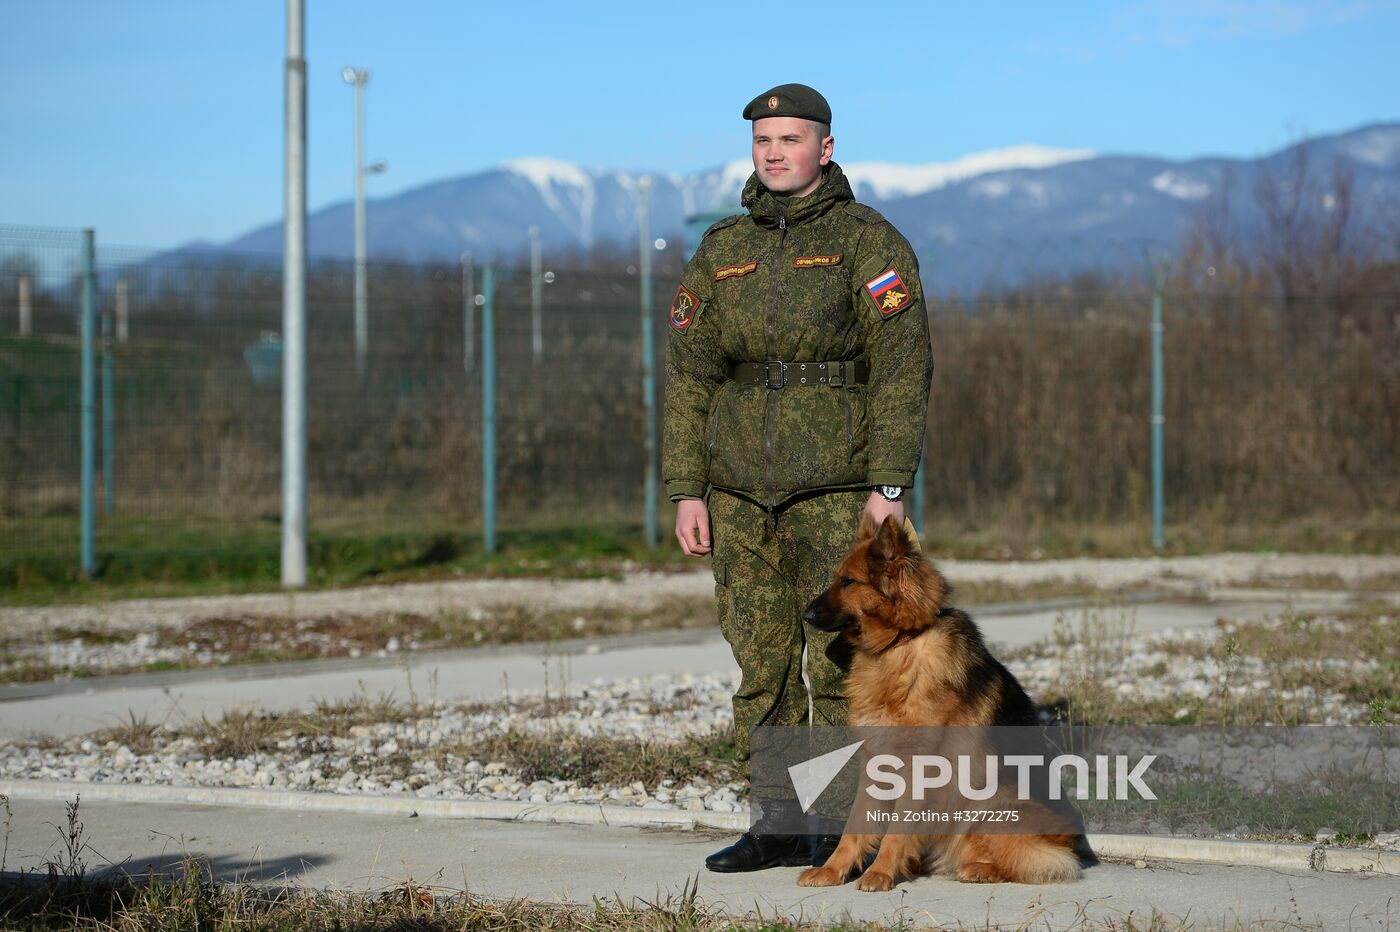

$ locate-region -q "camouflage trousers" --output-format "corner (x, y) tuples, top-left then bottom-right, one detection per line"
(708, 487), (867, 773)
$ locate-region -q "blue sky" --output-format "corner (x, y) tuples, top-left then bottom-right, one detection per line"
(3, 0), (1397, 249)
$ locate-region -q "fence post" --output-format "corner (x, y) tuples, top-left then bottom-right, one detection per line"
(80, 229), (96, 577)
(461, 252), (474, 374)
(102, 279), (114, 515)
(18, 275), (31, 336)
(115, 278), (129, 343)
(528, 226), (542, 364)
(1149, 263), (1167, 550)
(638, 176), (658, 548)
(481, 265), (496, 554)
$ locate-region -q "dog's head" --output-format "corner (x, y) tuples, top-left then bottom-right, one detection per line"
(801, 513), (950, 654)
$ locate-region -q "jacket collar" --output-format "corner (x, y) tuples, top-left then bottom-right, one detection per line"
(741, 161), (853, 230)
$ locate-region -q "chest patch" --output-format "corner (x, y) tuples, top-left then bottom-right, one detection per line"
(669, 285), (700, 332)
(865, 268), (912, 316)
(793, 254), (843, 268)
(714, 261), (758, 281)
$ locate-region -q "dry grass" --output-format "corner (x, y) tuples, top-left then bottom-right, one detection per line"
(454, 728), (741, 790)
(1238, 571), (1400, 592)
(0, 857), (1328, 931)
(164, 597), (715, 660)
(190, 708), (284, 759)
(91, 712), (163, 756)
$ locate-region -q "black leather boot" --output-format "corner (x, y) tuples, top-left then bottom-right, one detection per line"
(704, 831), (810, 872)
(808, 833), (841, 867)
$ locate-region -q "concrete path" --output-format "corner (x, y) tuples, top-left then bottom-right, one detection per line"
(3, 796), (1396, 928)
(0, 594), (1357, 741)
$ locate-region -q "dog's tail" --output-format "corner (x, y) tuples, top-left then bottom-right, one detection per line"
(940, 834), (1083, 884)
(1002, 834), (1083, 884)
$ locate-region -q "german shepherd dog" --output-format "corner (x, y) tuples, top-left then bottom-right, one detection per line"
(796, 514), (1087, 891)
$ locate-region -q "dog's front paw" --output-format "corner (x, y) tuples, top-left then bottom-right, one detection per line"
(855, 870), (896, 892)
(797, 866), (844, 887)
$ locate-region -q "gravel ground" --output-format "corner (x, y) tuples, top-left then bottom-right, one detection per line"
(3, 671), (749, 813)
(1008, 611), (1394, 724)
(2, 605), (1396, 850)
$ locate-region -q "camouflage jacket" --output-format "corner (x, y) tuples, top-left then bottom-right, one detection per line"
(663, 161), (933, 509)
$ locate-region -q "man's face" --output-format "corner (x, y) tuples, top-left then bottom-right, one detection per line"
(751, 117), (834, 198)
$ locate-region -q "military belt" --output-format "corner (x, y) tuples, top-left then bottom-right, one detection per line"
(731, 360), (868, 390)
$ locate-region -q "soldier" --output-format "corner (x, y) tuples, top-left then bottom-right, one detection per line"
(663, 83), (933, 872)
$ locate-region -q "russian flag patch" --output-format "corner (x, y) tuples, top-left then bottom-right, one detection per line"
(864, 268), (912, 316)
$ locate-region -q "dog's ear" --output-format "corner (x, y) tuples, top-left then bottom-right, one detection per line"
(857, 510), (880, 542)
(901, 517), (922, 554)
(874, 515), (914, 561)
(870, 515), (913, 597)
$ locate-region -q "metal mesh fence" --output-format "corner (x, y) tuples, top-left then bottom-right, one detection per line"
(925, 287), (1399, 538)
(1, 223), (1397, 578)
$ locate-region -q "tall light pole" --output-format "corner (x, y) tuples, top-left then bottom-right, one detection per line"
(637, 177), (658, 548)
(1150, 259), (1168, 551)
(283, 0), (308, 587)
(341, 66), (385, 380)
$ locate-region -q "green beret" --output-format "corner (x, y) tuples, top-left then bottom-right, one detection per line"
(742, 83), (832, 125)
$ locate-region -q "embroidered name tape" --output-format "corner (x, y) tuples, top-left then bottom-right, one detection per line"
(865, 268), (912, 316)
(669, 285), (700, 332)
(793, 254), (843, 268)
(714, 261), (758, 281)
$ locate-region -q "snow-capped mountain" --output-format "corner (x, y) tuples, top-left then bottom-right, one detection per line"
(203, 123), (1400, 291)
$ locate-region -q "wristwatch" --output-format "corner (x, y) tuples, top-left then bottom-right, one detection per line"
(876, 485), (904, 501)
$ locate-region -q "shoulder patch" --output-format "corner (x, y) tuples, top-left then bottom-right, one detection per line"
(714, 261), (758, 281)
(864, 268), (912, 317)
(669, 285), (701, 333)
(701, 214), (744, 240)
(843, 202), (887, 225)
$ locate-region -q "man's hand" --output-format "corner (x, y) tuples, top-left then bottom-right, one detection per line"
(862, 491), (905, 530)
(675, 499), (712, 557)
